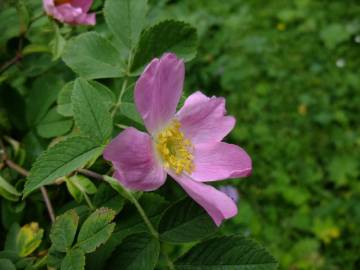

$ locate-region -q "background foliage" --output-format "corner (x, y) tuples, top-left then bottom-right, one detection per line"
(0, 0), (359, 269)
(161, 0), (360, 269)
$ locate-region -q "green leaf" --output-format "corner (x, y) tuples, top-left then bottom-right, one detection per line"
(22, 131), (47, 165)
(62, 32), (124, 79)
(103, 176), (133, 201)
(93, 183), (125, 214)
(131, 20), (197, 72)
(0, 84), (26, 131)
(86, 231), (124, 270)
(57, 81), (74, 117)
(65, 178), (82, 203)
(16, 222), (44, 257)
(22, 44), (50, 55)
(26, 75), (63, 127)
(32, 254), (48, 269)
(25, 15), (52, 44)
(16, 0), (29, 34)
(57, 80), (114, 117)
(88, 80), (116, 107)
(23, 136), (103, 197)
(0, 259), (16, 270)
(0, 188), (18, 202)
(50, 209), (79, 252)
(0, 176), (21, 202)
(106, 233), (160, 270)
(76, 208), (116, 253)
(0, 251), (18, 261)
(328, 155), (358, 186)
(50, 22), (66, 60)
(320, 24), (350, 49)
(159, 198), (218, 243)
(66, 175), (97, 203)
(4, 224), (21, 251)
(72, 78), (113, 143)
(36, 108), (73, 138)
(47, 246), (66, 268)
(0, 8), (20, 45)
(1, 201), (25, 230)
(104, 0), (147, 49)
(72, 175), (97, 194)
(120, 102), (144, 125)
(21, 53), (56, 77)
(175, 236), (278, 270)
(61, 248), (85, 270)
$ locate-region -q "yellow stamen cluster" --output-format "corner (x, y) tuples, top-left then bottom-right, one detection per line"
(156, 120), (194, 174)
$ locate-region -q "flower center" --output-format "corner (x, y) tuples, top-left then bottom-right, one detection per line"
(155, 119), (194, 174)
(54, 0), (72, 5)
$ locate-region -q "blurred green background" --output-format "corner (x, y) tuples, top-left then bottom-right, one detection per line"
(1, 0), (359, 269)
(153, 0), (360, 269)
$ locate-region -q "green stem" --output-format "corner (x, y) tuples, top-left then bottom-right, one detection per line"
(0, 12), (45, 75)
(127, 191), (159, 239)
(78, 173), (175, 268)
(83, 192), (95, 210)
(111, 52), (133, 117)
(111, 77), (128, 118)
(79, 170), (159, 239)
(0, 53), (22, 74)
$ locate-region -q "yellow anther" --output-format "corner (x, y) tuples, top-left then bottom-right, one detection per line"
(155, 119), (194, 175)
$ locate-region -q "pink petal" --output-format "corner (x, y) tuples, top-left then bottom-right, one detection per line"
(135, 53), (184, 134)
(54, 4), (83, 23)
(42, 0), (95, 25)
(103, 128), (166, 191)
(71, 0), (93, 12)
(219, 185), (239, 202)
(170, 172), (238, 226)
(177, 91), (235, 144)
(43, 0), (55, 13)
(73, 12), (96, 25)
(191, 142), (252, 182)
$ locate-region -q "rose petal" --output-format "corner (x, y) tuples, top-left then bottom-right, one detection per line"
(43, 0), (95, 25)
(103, 127), (166, 191)
(190, 142), (252, 182)
(135, 53), (184, 134)
(73, 12), (96, 25)
(177, 91), (235, 144)
(54, 4), (83, 22)
(219, 185), (239, 202)
(71, 0), (93, 12)
(43, 0), (55, 13)
(169, 172), (238, 226)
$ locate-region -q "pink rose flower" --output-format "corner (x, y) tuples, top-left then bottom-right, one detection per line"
(43, 0), (96, 25)
(104, 53), (252, 226)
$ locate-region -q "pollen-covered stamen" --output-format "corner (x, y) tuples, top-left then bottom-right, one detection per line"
(156, 120), (194, 174)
